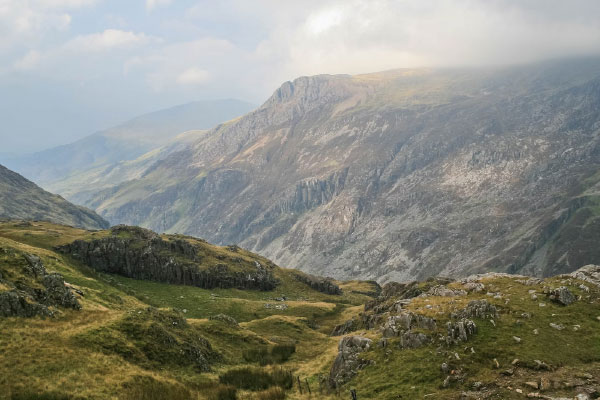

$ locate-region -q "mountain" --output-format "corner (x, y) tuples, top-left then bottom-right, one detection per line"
(1, 221), (600, 399)
(85, 57), (600, 283)
(0, 99), (255, 190)
(0, 164), (108, 229)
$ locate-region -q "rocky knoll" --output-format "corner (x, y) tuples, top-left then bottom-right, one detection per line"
(58, 225), (279, 291)
(87, 58), (600, 283)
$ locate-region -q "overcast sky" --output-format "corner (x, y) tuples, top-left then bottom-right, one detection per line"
(1, 0), (600, 153)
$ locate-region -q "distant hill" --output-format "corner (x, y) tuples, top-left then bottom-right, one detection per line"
(0, 99), (255, 189)
(0, 164), (108, 229)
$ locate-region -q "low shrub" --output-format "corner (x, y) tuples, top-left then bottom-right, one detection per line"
(243, 344), (296, 365)
(219, 367), (293, 391)
(206, 385), (237, 400)
(121, 375), (191, 400)
(270, 344), (295, 363)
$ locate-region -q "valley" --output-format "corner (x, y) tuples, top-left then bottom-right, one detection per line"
(1, 221), (599, 399)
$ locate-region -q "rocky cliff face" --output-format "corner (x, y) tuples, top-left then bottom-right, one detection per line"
(58, 225), (279, 291)
(87, 58), (600, 283)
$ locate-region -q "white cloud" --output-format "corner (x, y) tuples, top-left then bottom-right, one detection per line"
(13, 49), (42, 70)
(64, 29), (150, 52)
(36, 0), (98, 8)
(146, 0), (172, 11)
(126, 38), (234, 91)
(176, 67), (210, 85)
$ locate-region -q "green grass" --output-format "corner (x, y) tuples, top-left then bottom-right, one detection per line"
(2, 221), (599, 399)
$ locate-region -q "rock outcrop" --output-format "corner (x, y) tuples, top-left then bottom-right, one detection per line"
(0, 253), (80, 317)
(329, 336), (372, 388)
(446, 319), (478, 344)
(58, 226), (279, 291)
(452, 300), (499, 320)
(293, 272), (342, 295)
(569, 265), (600, 287)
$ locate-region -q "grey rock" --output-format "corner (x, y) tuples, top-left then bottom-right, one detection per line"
(452, 299), (499, 320)
(329, 336), (372, 388)
(447, 319), (477, 344)
(428, 285), (467, 297)
(331, 318), (359, 336)
(381, 311), (436, 337)
(399, 331), (430, 349)
(548, 286), (576, 306)
(0, 291), (53, 318)
(570, 265), (600, 287)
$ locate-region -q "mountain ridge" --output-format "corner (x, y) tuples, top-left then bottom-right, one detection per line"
(60, 58), (600, 282)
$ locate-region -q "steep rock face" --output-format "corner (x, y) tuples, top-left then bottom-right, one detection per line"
(89, 58), (600, 282)
(0, 164), (109, 230)
(58, 225), (279, 291)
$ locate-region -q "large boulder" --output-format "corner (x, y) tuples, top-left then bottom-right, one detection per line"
(329, 336), (372, 388)
(548, 286), (577, 306)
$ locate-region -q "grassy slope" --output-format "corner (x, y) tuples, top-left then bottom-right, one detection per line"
(1, 221), (599, 399)
(0, 221), (372, 400)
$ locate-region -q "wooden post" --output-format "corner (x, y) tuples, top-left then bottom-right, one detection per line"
(305, 378), (312, 395)
(297, 375), (303, 394)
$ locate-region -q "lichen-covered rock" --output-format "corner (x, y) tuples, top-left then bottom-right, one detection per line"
(548, 286), (576, 306)
(446, 319), (477, 344)
(329, 336), (372, 388)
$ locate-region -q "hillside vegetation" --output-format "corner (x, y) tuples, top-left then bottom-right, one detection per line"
(1, 221), (599, 399)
